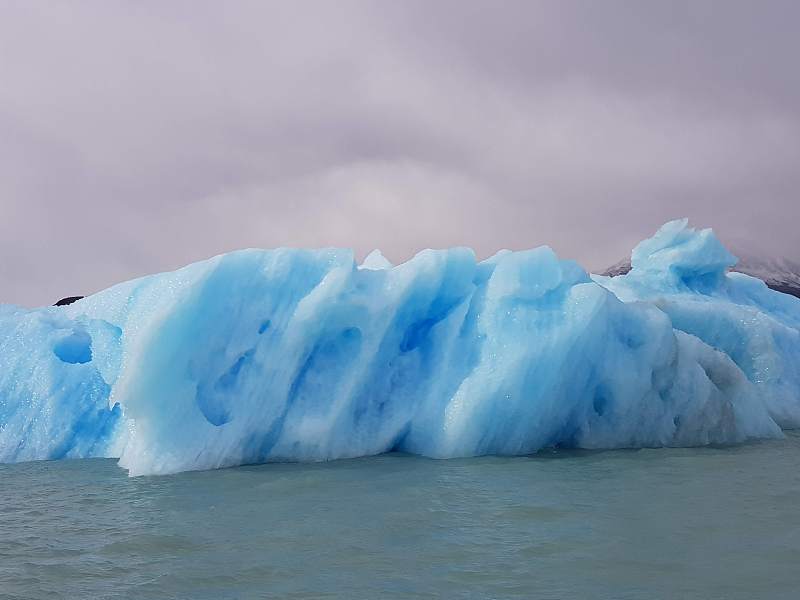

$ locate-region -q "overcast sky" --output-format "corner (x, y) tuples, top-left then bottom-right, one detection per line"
(2, 1), (799, 306)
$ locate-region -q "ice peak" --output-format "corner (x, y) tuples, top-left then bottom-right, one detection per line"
(359, 249), (393, 271)
(630, 219), (738, 288)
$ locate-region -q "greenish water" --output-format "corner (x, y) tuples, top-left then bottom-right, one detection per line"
(2, 434), (800, 600)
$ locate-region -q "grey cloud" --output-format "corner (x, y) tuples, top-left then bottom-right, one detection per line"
(1, 0), (798, 306)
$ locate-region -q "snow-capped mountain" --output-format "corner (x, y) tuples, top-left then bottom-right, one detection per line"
(733, 255), (800, 298)
(600, 254), (800, 299)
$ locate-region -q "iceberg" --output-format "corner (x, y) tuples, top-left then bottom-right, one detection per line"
(1, 220), (798, 475)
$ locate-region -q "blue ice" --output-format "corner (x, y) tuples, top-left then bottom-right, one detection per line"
(1, 220), (798, 475)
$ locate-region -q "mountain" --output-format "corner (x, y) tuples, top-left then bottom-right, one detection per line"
(54, 296), (84, 307)
(600, 255), (800, 299)
(732, 256), (800, 298)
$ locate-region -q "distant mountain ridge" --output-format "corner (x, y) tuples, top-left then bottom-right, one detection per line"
(600, 254), (800, 299)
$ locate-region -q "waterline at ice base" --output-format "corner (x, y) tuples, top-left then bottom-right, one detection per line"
(1, 220), (798, 476)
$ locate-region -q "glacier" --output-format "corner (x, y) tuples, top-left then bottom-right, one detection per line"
(1, 219), (798, 476)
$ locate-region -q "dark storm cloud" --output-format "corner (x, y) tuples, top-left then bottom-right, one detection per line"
(1, 0), (799, 306)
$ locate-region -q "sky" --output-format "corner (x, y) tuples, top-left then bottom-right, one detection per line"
(2, 0), (799, 306)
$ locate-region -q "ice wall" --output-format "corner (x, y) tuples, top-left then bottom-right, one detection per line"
(1, 221), (798, 475)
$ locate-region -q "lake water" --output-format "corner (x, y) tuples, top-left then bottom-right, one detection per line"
(2, 433), (800, 599)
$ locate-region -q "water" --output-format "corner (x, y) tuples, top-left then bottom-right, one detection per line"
(2, 434), (800, 600)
